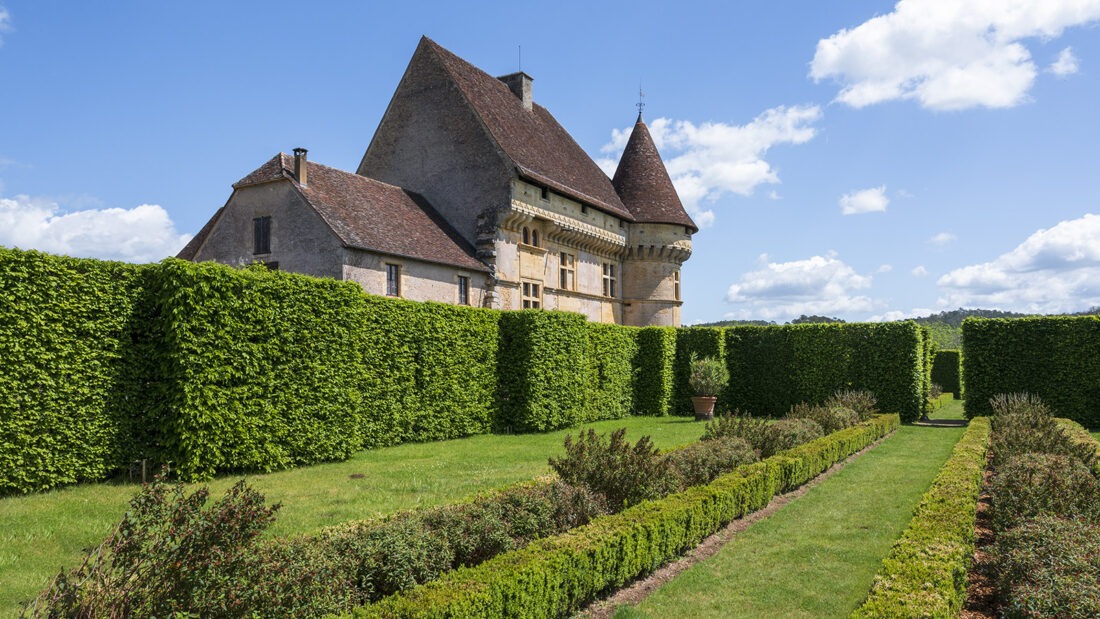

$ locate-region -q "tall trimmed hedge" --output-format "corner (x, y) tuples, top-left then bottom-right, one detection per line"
(634, 327), (676, 416)
(962, 316), (1100, 426)
(584, 323), (638, 422)
(931, 349), (962, 398)
(497, 310), (589, 432)
(0, 249), (151, 494)
(672, 327), (725, 416)
(724, 322), (926, 422)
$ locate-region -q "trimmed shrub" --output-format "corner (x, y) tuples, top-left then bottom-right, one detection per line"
(353, 415), (900, 618)
(634, 327), (676, 416)
(672, 327), (725, 416)
(664, 436), (758, 488)
(993, 515), (1100, 619)
(988, 394), (1096, 468)
(786, 402), (860, 434)
(0, 249), (153, 494)
(825, 389), (878, 421)
(496, 310), (589, 432)
(762, 418), (824, 458)
(962, 316), (1100, 426)
(989, 452), (1100, 531)
(931, 349), (962, 398)
(584, 322), (638, 422)
(701, 410), (769, 451)
(852, 417), (991, 618)
(548, 428), (672, 509)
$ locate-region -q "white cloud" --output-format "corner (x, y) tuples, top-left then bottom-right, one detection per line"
(599, 105), (822, 227)
(840, 185), (889, 215)
(0, 6), (10, 46)
(930, 232), (957, 245)
(768, 190), (781, 201)
(1050, 46), (1080, 76)
(724, 251), (877, 321)
(868, 307), (936, 322)
(877, 264), (894, 273)
(810, 0), (1100, 110)
(912, 265), (929, 277)
(0, 194), (191, 263)
(937, 213), (1100, 312)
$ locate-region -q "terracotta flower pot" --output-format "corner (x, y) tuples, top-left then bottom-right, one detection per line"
(692, 396), (717, 421)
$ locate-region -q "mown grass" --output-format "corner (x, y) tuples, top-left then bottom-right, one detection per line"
(614, 400), (968, 619)
(0, 415), (703, 617)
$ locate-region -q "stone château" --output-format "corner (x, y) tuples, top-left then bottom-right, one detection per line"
(179, 37), (695, 326)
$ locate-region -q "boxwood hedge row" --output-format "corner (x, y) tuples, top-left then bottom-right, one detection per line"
(962, 316), (1100, 426)
(351, 414), (900, 618)
(852, 417), (991, 618)
(931, 349), (962, 398)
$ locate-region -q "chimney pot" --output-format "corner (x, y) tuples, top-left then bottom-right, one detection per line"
(293, 147), (308, 186)
(497, 72), (533, 111)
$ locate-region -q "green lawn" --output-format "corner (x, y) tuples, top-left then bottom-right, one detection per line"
(615, 401), (968, 619)
(0, 415), (703, 617)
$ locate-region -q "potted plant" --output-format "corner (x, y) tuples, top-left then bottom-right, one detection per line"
(688, 353), (729, 421)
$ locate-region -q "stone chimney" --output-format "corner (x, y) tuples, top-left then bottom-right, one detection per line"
(497, 72), (533, 111)
(293, 147), (308, 186)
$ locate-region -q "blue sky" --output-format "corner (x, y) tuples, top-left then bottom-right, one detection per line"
(1, 1), (1099, 324)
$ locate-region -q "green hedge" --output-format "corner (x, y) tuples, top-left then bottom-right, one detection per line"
(497, 310), (589, 432)
(852, 417), (991, 618)
(634, 327), (676, 416)
(0, 249), (153, 494)
(672, 327), (725, 416)
(724, 323), (926, 422)
(931, 349), (962, 398)
(584, 323), (638, 422)
(962, 317), (1100, 426)
(351, 414), (900, 618)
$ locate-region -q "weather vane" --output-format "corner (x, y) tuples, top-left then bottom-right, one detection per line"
(637, 86), (645, 118)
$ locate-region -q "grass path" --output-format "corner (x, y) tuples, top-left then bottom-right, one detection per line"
(0, 416), (702, 617)
(615, 402), (968, 619)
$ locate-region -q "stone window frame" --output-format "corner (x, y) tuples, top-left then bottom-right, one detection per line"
(457, 274), (470, 306)
(521, 280), (542, 309)
(385, 263), (401, 297)
(252, 216), (271, 255)
(673, 269), (681, 301)
(559, 252), (576, 291)
(521, 225), (541, 248)
(602, 262), (617, 298)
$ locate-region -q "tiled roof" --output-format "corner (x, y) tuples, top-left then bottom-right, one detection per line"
(612, 116), (698, 232)
(420, 37), (635, 222)
(186, 153), (488, 272)
(176, 205), (224, 260)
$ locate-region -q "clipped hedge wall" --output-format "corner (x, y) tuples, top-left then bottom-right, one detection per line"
(962, 316), (1100, 426)
(634, 327), (676, 416)
(150, 260), (371, 481)
(931, 349), (962, 398)
(672, 327), (725, 416)
(852, 417), (991, 618)
(584, 323), (638, 422)
(0, 249), (153, 494)
(351, 414), (900, 618)
(497, 310), (589, 432)
(724, 322), (926, 422)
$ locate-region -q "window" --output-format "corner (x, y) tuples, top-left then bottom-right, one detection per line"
(559, 252), (575, 291)
(521, 226), (540, 248)
(253, 216), (271, 254)
(522, 281), (541, 309)
(540, 186), (549, 201)
(457, 275), (470, 305)
(522, 227), (530, 245)
(602, 263), (617, 298)
(673, 270), (681, 301)
(386, 263), (400, 297)
(531, 229), (539, 247)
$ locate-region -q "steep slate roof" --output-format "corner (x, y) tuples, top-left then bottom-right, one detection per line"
(612, 115), (698, 232)
(419, 37), (636, 222)
(181, 153), (488, 272)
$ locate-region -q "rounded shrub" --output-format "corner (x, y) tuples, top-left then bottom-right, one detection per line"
(825, 389), (878, 421)
(762, 418), (824, 458)
(701, 410), (768, 452)
(664, 436), (758, 489)
(989, 452), (1100, 531)
(786, 402), (859, 434)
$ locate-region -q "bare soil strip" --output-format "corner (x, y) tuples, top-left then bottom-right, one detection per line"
(961, 466), (997, 619)
(577, 432), (894, 619)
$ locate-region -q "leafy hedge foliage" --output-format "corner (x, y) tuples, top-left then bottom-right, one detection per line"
(351, 414), (900, 618)
(584, 323), (638, 422)
(932, 349), (962, 398)
(962, 316), (1100, 426)
(0, 249), (152, 494)
(852, 417), (991, 618)
(634, 327), (676, 416)
(724, 322), (926, 422)
(672, 327), (725, 416)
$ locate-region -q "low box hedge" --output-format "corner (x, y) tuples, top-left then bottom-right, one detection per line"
(851, 417), (991, 618)
(350, 414), (900, 618)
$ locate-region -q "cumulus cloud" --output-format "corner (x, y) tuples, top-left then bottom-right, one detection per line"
(599, 105), (822, 227)
(810, 0), (1100, 110)
(840, 185), (889, 215)
(868, 307), (936, 322)
(930, 232), (957, 245)
(937, 213), (1100, 312)
(912, 265), (929, 277)
(0, 194), (191, 263)
(1050, 46), (1080, 76)
(724, 251), (878, 321)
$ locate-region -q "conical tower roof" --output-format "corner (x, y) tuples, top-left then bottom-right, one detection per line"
(612, 115), (697, 232)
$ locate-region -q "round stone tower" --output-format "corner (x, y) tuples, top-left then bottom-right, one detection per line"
(613, 114), (697, 327)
